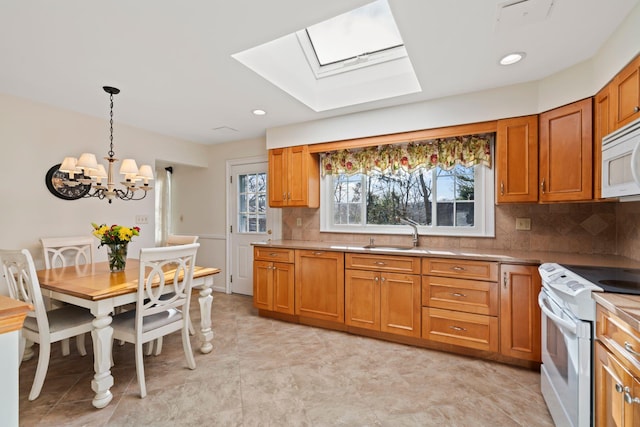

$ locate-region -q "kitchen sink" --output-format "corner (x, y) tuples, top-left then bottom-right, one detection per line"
(363, 244), (416, 251)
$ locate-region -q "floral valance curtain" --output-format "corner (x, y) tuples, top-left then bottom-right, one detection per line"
(320, 134), (493, 176)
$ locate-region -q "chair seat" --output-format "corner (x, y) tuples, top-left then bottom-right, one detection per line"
(23, 305), (94, 333)
(112, 307), (183, 334)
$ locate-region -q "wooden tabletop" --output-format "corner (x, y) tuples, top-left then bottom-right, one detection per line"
(36, 260), (220, 301)
(0, 296), (33, 334)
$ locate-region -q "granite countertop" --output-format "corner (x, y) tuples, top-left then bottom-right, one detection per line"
(593, 293), (640, 332)
(253, 239), (640, 268)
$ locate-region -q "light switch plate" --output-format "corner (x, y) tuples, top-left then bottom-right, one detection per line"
(135, 215), (149, 224)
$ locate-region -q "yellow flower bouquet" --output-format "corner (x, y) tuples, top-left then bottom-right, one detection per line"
(91, 223), (140, 272)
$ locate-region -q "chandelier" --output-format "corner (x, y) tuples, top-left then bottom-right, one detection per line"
(60, 86), (153, 203)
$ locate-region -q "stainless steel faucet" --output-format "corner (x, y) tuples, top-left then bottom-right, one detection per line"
(398, 217), (420, 247)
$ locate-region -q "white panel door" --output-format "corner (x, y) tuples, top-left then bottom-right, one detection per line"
(229, 161), (279, 295)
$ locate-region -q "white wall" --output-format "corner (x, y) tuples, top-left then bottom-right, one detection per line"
(171, 138), (268, 292)
(0, 93), (208, 295)
(266, 3), (640, 149)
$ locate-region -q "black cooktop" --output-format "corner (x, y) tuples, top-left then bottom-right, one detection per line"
(562, 264), (640, 295)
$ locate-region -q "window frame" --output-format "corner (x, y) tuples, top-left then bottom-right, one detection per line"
(320, 163), (495, 238)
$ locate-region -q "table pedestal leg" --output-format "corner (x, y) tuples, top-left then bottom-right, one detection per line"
(197, 286), (214, 353)
(90, 313), (114, 409)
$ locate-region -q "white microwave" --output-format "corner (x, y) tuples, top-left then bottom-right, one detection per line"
(602, 117), (640, 201)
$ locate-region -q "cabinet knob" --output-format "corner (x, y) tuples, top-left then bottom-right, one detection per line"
(288, 192), (291, 200)
(634, 106), (640, 113)
(615, 383), (624, 393)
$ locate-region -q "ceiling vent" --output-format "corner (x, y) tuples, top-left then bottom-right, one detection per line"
(496, 0), (555, 31)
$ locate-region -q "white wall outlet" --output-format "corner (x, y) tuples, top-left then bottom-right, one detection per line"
(515, 217), (531, 231)
(296, 217), (302, 227)
(135, 215), (149, 224)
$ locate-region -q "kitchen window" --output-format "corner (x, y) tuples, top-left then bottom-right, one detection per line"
(319, 135), (495, 237)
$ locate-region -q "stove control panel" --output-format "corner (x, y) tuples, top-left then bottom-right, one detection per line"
(538, 263), (602, 321)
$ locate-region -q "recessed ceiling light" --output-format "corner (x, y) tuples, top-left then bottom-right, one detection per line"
(499, 52), (526, 65)
(252, 109), (266, 116)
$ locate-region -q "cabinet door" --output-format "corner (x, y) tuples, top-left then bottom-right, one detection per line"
(595, 341), (634, 427)
(611, 55), (640, 130)
(345, 269), (380, 331)
(273, 262), (295, 314)
(594, 85), (613, 200)
(380, 273), (421, 337)
(253, 261), (273, 310)
(496, 115), (539, 203)
(295, 250), (345, 323)
(268, 148), (287, 207)
(500, 264), (541, 362)
(539, 98), (593, 202)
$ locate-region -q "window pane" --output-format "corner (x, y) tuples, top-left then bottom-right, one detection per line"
(306, 0), (403, 66)
(456, 202), (474, 227)
(237, 172), (267, 234)
(437, 202), (454, 226)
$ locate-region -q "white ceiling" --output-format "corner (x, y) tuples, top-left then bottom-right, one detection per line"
(0, 0), (638, 145)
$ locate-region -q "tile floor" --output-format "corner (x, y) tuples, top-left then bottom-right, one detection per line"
(18, 293), (555, 426)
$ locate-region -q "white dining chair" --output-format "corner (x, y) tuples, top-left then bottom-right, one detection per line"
(40, 236), (95, 357)
(111, 243), (199, 398)
(166, 234), (199, 246)
(0, 249), (95, 401)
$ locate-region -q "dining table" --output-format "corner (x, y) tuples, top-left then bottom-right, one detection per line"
(36, 259), (220, 409)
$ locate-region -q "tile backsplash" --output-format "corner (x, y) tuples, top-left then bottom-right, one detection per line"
(281, 201), (640, 261)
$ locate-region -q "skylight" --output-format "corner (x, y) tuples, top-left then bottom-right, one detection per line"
(231, 0), (421, 112)
(306, 0), (404, 66)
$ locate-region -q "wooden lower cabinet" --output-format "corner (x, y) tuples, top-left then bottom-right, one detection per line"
(499, 264), (541, 362)
(253, 248), (295, 315)
(295, 250), (344, 323)
(596, 303), (640, 426)
(422, 258), (499, 352)
(345, 269), (421, 337)
(345, 253), (421, 337)
(595, 341), (640, 427)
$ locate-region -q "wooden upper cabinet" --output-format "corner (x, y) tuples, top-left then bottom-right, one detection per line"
(594, 84), (613, 200)
(539, 98), (593, 202)
(268, 145), (320, 208)
(495, 115), (539, 203)
(611, 54), (640, 130)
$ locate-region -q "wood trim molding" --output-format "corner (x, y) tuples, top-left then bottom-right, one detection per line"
(0, 296), (32, 334)
(307, 120), (498, 153)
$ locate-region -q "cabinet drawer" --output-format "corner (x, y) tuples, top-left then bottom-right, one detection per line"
(346, 253), (420, 274)
(422, 276), (498, 316)
(422, 307), (498, 352)
(422, 258), (498, 281)
(254, 247), (295, 263)
(597, 304), (640, 369)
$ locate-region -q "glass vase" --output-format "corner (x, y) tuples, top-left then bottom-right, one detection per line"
(106, 243), (128, 273)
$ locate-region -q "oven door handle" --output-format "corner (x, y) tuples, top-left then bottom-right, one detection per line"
(538, 292), (578, 336)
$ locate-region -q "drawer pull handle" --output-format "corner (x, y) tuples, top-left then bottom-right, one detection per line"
(269, 253), (279, 257)
(450, 292), (467, 298)
(624, 341), (640, 357)
(449, 325), (466, 332)
(312, 251), (325, 256)
(375, 261), (386, 266)
(452, 266), (465, 271)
